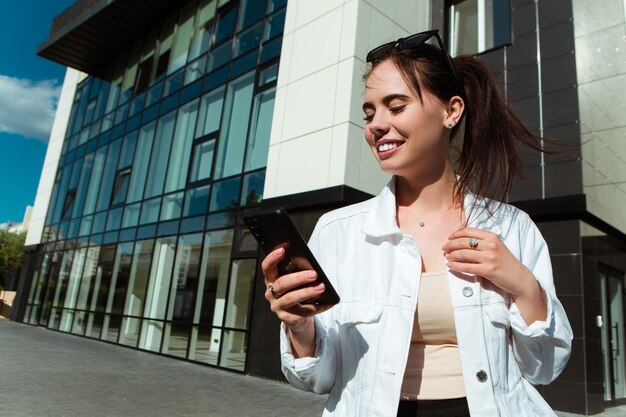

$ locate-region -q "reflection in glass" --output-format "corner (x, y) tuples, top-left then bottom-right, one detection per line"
(140, 197), (161, 224)
(75, 247), (101, 310)
(101, 314), (121, 343)
(240, 170), (265, 206)
(214, 6), (237, 45)
(119, 317), (141, 347)
(215, 71), (255, 179)
(162, 323), (190, 358)
(185, 56), (207, 85)
(263, 8), (286, 41)
(122, 203), (141, 228)
(195, 229), (234, 326)
(127, 122), (156, 203)
(190, 140), (215, 182)
(51, 251), (75, 309)
(183, 185), (211, 217)
(96, 139), (122, 212)
(143, 237), (177, 320)
(60, 247), (87, 331)
(123, 239), (154, 317)
(188, 0), (217, 61)
(237, 0), (266, 30)
(168, 233), (203, 322)
(139, 319), (164, 352)
(234, 23), (262, 57)
(209, 177), (241, 212)
(165, 100), (199, 193)
(72, 153), (95, 218)
(85, 313), (104, 339)
(189, 326), (220, 364)
(144, 111), (176, 198)
(245, 88), (275, 171)
(92, 245), (116, 313)
(106, 207), (123, 231)
(219, 330), (247, 371)
(72, 311), (87, 336)
(161, 192), (184, 221)
(224, 259), (255, 330)
(110, 243), (134, 314)
(196, 87), (225, 137)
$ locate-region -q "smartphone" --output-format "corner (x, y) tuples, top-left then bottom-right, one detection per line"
(243, 208), (340, 305)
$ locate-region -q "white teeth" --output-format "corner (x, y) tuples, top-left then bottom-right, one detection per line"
(378, 143), (399, 152)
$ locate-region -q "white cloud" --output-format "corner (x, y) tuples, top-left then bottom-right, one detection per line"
(0, 75), (61, 142)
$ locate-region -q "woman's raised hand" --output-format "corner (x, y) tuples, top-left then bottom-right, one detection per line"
(261, 247), (333, 357)
(442, 227), (547, 324)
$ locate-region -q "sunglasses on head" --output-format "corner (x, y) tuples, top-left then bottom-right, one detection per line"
(365, 29), (463, 95)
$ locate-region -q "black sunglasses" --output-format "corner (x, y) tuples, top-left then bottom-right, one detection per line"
(366, 29), (463, 95)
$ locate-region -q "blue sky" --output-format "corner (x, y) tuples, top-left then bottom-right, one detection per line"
(0, 1), (76, 226)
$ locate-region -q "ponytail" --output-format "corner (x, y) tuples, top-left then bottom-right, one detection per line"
(452, 56), (545, 206)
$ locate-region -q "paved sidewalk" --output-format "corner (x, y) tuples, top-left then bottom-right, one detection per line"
(1, 319), (625, 417)
(0, 320), (325, 417)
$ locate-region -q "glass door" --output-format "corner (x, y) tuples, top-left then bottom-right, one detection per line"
(600, 270), (626, 401)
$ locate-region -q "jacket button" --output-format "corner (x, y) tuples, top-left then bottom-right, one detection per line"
(476, 370), (488, 382)
(462, 287), (473, 297)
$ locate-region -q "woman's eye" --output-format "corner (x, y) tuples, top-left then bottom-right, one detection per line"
(363, 113), (374, 122)
(390, 105), (405, 114)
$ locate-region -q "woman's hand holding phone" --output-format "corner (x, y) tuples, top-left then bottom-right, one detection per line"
(261, 247), (334, 358)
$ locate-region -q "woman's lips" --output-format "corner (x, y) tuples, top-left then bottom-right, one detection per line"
(376, 141), (404, 159)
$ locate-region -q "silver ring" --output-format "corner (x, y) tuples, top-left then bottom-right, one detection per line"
(468, 238), (479, 249)
(268, 284), (280, 299)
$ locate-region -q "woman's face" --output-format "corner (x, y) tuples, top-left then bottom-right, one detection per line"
(362, 60), (450, 178)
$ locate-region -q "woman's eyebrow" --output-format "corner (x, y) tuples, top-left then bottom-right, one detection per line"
(362, 93), (411, 112)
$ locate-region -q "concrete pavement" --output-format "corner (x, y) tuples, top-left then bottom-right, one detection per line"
(1, 319), (624, 417)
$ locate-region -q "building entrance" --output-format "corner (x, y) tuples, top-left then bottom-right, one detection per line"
(600, 269), (626, 402)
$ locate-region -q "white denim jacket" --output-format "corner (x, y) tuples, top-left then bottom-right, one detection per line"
(280, 180), (573, 417)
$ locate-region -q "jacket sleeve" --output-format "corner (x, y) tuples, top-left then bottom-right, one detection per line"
(279, 219), (339, 394)
(508, 213), (573, 385)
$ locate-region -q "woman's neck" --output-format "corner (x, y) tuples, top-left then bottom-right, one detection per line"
(395, 163), (460, 214)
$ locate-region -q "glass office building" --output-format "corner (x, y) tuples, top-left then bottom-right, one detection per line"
(21, 0), (286, 372)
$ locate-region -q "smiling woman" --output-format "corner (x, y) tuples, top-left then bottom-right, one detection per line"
(261, 28), (573, 417)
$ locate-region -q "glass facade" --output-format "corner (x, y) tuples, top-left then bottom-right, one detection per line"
(23, 0), (287, 372)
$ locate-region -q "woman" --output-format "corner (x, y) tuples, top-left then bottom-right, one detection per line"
(261, 29), (572, 417)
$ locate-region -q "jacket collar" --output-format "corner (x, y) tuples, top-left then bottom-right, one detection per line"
(362, 177), (503, 238)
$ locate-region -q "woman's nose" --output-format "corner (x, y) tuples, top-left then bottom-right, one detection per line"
(367, 113), (391, 139)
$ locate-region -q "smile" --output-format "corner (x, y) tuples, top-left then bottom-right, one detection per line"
(376, 140), (404, 158)
(378, 143), (399, 152)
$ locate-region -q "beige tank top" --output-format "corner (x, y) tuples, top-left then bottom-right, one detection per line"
(400, 270), (466, 400)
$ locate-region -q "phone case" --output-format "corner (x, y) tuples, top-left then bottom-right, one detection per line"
(243, 208), (340, 305)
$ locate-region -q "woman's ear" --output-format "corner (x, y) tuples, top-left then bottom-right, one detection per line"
(443, 96), (465, 129)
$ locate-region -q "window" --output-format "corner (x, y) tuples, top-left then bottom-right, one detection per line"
(190, 139), (216, 183)
(214, 71), (255, 179)
(61, 190), (77, 220)
(447, 0), (511, 56)
(244, 88), (275, 171)
(111, 168), (131, 206)
(134, 57), (154, 94)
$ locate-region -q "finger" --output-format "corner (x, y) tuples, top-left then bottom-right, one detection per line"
(447, 227), (494, 241)
(261, 247), (285, 283)
(446, 248), (490, 264)
(444, 237), (497, 253)
(446, 260), (485, 276)
(270, 282), (326, 310)
(267, 270), (318, 299)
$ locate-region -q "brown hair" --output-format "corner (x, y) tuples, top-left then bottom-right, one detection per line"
(363, 43), (549, 209)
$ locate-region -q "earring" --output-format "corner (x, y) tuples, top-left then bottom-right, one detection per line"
(447, 122), (454, 129)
